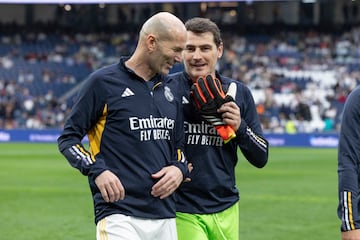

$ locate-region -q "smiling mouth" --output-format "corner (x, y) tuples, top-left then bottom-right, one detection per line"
(192, 62), (206, 68)
(192, 65), (206, 71)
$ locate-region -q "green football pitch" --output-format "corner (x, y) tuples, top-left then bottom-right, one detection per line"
(0, 143), (339, 240)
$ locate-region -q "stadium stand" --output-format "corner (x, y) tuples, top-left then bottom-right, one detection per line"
(0, 31), (137, 129)
(1, 20), (359, 132)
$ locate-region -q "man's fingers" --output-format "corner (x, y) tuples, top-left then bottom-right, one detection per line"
(159, 189), (173, 199)
(95, 170), (125, 202)
(225, 82), (237, 100)
(205, 75), (226, 105)
(107, 184), (117, 202)
(151, 166), (182, 199)
(99, 181), (124, 203)
(115, 180), (125, 200)
(183, 177), (191, 183)
(99, 186), (110, 203)
(197, 77), (214, 101)
(108, 181), (125, 202)
(187, 163), (193, 173)
(151, 181), (174, 199)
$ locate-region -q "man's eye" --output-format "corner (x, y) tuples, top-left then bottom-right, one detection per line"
(173, 48), (183, 53)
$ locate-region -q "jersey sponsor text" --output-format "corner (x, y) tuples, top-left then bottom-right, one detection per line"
(130, 115), (174, 141)
(185, 121), (223, 146)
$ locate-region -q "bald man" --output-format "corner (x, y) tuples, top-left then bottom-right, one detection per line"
(57, 12), (189, 240)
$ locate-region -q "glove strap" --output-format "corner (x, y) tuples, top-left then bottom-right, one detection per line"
(215, 125), (236, 144)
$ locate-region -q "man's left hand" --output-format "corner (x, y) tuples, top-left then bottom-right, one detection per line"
(151, 166), (183, 199)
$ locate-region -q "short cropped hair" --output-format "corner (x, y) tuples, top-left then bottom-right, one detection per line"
(184, 17), (222, 47)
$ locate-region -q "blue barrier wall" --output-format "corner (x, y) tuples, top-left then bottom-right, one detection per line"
(0, 130), (339, 148)
(265, 133), (338, 148)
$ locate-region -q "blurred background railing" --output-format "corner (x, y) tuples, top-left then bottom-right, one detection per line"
(1, 0), (359, 134)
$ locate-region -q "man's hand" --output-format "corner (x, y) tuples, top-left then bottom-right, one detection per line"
(191, 76), (219, 116)
(95, 170), (125, 202)
(190, 75), (238, 143)
(203, 74), (236, 106)
(183, 162), (193, 183)
(218, 101), (241, 132)
(151, 166), (183, 199)
(342, 229), (360, 240)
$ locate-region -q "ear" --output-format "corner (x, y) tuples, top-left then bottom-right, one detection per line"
(146, 34), (157, 52)
(217, 42), (224, 58)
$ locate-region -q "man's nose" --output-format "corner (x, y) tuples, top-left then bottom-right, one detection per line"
(192, 48), (202, 59)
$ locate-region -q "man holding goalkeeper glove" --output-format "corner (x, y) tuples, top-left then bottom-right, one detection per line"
(167, 17), (269, 240)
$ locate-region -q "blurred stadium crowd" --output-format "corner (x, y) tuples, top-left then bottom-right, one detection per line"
(0, 24), (359, 133)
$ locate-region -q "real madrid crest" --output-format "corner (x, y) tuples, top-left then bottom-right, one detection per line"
(164, 86), (174, 102)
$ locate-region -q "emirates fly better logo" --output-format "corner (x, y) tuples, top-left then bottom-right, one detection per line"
(129, 115), (175, 141)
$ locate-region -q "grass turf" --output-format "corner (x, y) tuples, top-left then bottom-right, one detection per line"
(237, 147), (339, 239)
(0, 143), (94, 240)
(0, 143), (339, 239)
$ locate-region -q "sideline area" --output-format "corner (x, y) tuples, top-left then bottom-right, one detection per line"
(0, 129), (338, 148)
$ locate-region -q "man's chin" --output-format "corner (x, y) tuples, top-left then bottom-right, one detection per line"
(191, 70), (208, 78)
(162, 69), (170, 75)
(160, 66), (172, 75)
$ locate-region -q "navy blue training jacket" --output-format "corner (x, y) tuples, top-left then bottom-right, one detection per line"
(167, 71), (269, 214)
(338, 85), (360, 232)
(58, 57), (188, 224)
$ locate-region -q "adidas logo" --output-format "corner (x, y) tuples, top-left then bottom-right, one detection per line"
(121, 88), (134, 97)
(182, 96), (189, 104)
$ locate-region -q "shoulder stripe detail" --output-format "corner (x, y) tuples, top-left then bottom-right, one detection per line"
(246, 126), (267, 151)
(342, 191), (355, 231)
(73, 144), (95, 165)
